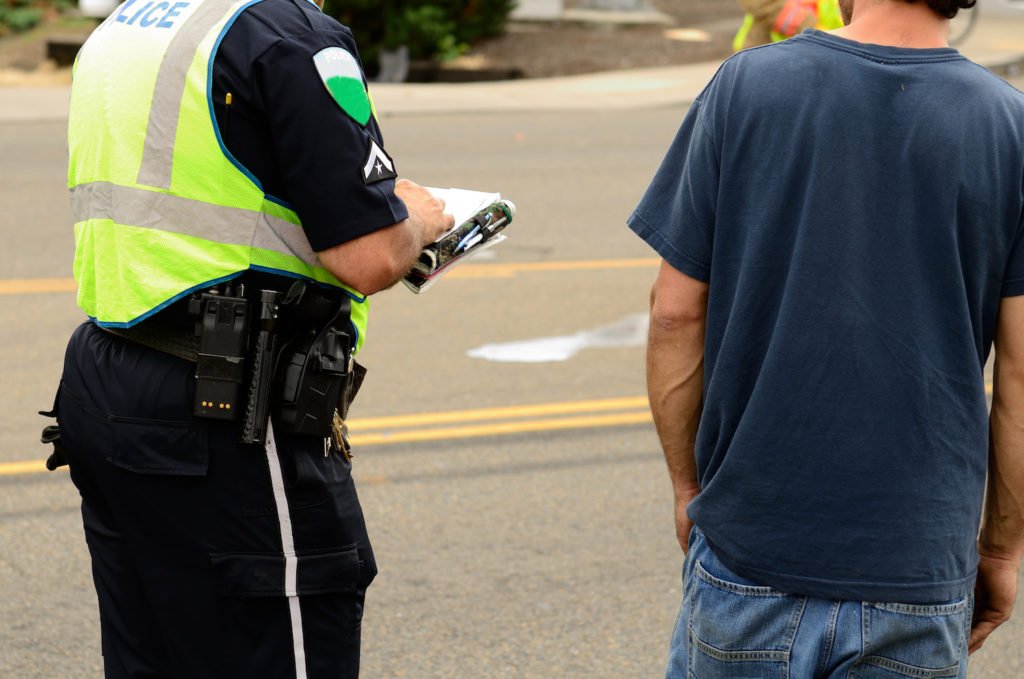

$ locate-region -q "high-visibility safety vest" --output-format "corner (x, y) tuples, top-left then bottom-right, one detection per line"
(68, 0), (370, 352)
(733, 0), (844, 52)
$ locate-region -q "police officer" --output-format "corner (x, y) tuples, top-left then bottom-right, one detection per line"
(48, 0), (453, 675)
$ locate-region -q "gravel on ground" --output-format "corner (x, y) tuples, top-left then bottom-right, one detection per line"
(455, 0), (743, 79)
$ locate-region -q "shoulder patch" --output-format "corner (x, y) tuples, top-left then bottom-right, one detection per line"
(362, 139), (396, 184)
(313, 46), (371, 126)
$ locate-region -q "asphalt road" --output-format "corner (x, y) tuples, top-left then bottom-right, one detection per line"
(3, 89), (1024, 677)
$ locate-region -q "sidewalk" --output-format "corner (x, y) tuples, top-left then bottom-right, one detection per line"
(2, 14), (1022, 123)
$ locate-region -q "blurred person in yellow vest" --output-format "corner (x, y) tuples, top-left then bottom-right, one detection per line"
(734, 0), (844, 50)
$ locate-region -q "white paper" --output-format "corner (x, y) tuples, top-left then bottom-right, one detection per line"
(427, 187), (502, 241)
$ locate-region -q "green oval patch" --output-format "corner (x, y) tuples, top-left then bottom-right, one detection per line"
(313, 46), (371, 126)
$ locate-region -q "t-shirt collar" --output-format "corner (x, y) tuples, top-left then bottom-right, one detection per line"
(797, 29), (964, 63)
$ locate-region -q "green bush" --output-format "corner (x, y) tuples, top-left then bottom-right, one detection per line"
(0, 5), (43, 35)
(0, 0), (68, 37)
(322, 0), (516, 69)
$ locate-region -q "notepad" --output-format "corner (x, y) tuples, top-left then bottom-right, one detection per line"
(402, 188), (516, 294)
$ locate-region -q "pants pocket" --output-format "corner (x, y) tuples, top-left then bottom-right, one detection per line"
(688, 558), (804, 679)
(108, 415), (209, 476)
(851, 599), (969, 679)
(211, 546), (367, 677)
(211, 545), (363, 597)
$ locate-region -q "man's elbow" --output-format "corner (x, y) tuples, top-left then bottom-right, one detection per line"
(649, 261), (710, 333)
(650, 282), (707, 332)
(650, 302), (706, 334)
(994, 356), (1024, 409)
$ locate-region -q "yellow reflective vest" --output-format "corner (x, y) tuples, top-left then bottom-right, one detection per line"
(68, 0), (370, 351)
(734, 0), (844, 52)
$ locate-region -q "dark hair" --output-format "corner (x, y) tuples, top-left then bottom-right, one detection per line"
(908, 0), (977, 19)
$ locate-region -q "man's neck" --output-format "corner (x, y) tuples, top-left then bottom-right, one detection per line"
(832, 1), (950, 49)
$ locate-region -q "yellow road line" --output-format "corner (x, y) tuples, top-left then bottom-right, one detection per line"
(350, 411), (652, 446)
(0, 460), (49, 475)
(0, 278), (77, 295)
(445, 258), (659, 279)
(0, 386), (1000, 477)
(0, 259), (661, 296)
(0, 408), (652, 477)
(350, 396), (649, 430)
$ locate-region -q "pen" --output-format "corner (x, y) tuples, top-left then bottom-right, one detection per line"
(453, 224), (481, 254)
(461, 233), (484, 253)
(484, 216), (507, 234)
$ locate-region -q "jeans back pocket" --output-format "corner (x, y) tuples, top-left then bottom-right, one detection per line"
(851, 599), (969, 679)
(688, 558), (805, 679)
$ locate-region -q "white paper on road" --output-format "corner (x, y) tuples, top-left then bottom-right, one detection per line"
(468, 314), (649, 363)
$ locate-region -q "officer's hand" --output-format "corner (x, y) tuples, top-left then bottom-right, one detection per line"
(395, 178), (454, 248)
(317, 179), (454, 294)
(969, 549), (1020, 654)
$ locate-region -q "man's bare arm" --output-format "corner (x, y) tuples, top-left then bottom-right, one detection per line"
(317, 179), (454, 295)
(647, 260), (709, 552)
(972, 295), (1024, 653)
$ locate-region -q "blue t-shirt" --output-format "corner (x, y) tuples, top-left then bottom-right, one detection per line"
(628, 30), (1024, 603)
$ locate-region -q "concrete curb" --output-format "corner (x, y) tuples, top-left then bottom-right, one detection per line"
(2, 30), (1023, 123)
(370, 62), (723, 118)
(4, 53), (1022, 125)
(370, 49), (1024, 118)
(560, 8), (674, 25)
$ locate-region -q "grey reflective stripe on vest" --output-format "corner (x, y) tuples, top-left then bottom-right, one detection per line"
(136, 0), (239, 189)
(71, 181), (323, 269)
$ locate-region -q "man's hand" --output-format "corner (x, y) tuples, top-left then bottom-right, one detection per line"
(973, 295), (1024, 653)
(969, 550), (1021, 654)
(394, 178), (454, 249)
(674, 484), (700, 553)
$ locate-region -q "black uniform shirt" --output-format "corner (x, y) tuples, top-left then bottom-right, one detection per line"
(211, 0), (407, 252)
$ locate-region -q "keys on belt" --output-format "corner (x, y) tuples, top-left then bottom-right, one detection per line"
(329, 409), (352, 462)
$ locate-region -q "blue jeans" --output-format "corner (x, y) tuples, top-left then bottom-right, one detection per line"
(667, 529), (973, 679)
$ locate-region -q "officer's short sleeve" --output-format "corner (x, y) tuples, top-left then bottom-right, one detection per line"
(253, 32), (408, 252)
(627, 98), (719, 282)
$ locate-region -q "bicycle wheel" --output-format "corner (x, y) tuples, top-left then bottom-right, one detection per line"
(948, 6), (978, 47)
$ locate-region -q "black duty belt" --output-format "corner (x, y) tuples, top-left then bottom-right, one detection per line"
(103, 321), (199, 363)
(97, 280), (361, 447)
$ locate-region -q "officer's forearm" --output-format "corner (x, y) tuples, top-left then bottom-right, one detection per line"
(317, 219), (426, 295)
(984, 352), (1024, 563)
(646, 272), (707, 500)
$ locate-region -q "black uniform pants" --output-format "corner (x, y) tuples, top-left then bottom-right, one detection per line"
(56, 322), (377, 678)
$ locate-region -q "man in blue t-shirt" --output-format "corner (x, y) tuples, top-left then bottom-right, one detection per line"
(629, 0), (1024, 676)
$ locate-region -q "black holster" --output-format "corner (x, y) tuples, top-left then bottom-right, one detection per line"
(272, 283), (359, 438)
